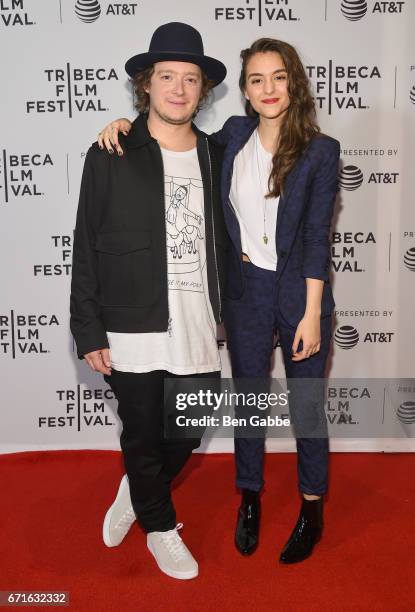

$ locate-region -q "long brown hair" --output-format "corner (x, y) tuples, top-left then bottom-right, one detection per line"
(239, 38), (320, 198)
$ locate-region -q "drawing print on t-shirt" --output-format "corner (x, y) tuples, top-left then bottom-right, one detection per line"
(164, 175), (205, 282)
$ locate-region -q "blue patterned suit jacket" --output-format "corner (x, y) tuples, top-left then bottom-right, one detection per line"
(210, 115), (340, 327)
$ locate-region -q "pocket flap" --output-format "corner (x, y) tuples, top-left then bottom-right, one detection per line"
(95, 231), (151, 255)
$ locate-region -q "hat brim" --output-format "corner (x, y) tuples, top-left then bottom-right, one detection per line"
(125, 51), (226, 86)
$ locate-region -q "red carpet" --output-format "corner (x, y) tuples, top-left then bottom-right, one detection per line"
(1, 451), (414, 611)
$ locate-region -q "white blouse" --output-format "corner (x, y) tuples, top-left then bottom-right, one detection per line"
(230, 128), (280, 271)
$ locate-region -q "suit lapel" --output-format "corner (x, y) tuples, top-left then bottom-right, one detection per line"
(276, 143), (311, 234)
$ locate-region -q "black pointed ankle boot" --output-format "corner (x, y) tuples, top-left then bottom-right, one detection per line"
(279, 496), (324, 564)
(235, 489), (261, 555)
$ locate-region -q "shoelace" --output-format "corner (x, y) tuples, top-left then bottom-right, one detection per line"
(159, 523), (188, 562)
(115, 507), (135, 532)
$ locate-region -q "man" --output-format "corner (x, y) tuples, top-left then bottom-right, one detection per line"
(70, 22), (227, 580)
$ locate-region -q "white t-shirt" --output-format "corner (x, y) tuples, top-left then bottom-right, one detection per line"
(106, 147), (220, 375)
(230, 128), (280, 271)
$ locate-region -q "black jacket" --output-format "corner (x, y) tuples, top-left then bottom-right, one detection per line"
(70, 114), (228, 359)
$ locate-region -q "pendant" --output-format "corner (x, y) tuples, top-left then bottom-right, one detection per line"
(263, 234), (268, 245)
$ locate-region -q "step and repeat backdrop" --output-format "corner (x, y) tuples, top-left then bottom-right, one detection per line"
(0, 0), (414, 453)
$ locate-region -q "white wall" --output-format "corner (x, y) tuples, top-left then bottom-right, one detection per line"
(0, 0), (414, 453)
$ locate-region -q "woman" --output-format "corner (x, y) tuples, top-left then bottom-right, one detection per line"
(97, 38), (340, 564)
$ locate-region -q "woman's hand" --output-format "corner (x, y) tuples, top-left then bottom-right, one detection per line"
(97, 118), (132, 156)
(291, 313), (321, 361)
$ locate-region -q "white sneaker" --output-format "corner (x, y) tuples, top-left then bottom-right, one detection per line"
(103, 475), (135, 547)
(147, 524), (198, 580)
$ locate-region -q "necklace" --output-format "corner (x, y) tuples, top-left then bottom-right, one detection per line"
(254, 129), (271, 245)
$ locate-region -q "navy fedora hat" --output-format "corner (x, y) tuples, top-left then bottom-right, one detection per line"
(125, 22), (227, 86)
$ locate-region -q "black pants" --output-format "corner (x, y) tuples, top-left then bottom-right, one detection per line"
(104, 369), (220, 533)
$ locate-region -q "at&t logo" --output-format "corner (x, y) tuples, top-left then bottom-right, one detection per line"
(339, 164), (399, 190)
(334, 325), (359, 349)
(75, 0), (101, 22)
(334, 324), (394, 349)
(397, 401), (415, 425)
(340, 0), (367, 20)
(403, 247), (415, 271)
(340, 1), (405, 20)
(74, 0), (138, 22)
(410, 85), (415, 105)
(397, 401), (415, 437)
(339, 166), (364, 190)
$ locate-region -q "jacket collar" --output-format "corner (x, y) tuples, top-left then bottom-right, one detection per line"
(229, 115), (259, 153)
(124, 112), (207, 149)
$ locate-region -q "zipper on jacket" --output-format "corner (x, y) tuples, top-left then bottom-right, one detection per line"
(227, 142), (244, 220)
(206, 137), (222, 323)
(152, 139), (170, 330)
